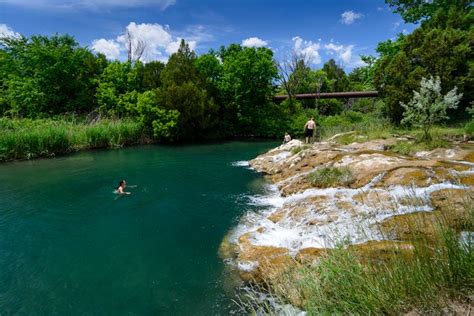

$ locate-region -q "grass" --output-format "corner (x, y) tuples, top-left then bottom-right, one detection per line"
(0, 117), (146, 161)
(389, 138), (450, 156)
(465, 120), (474, 136)
(291, 144), (311, 155)
(307, 166), (355, 188)
(236, 194), (474, 315)
(319, 112), (394, 142)
(312, 111), (467, 146)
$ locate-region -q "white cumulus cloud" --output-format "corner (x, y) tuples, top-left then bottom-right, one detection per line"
(324, 42), (365, 67)
(292, 36), (321, 65)
(0, 23), (21, 39)
(92, 38), (121, 59)
(91, 22), (203, 62)
(325, 42), (354, 63)
(324, 43), (344, 54)
(241, 37), (268, 48)
(340, 45), (354, 64)
(341, 11), (363, 25)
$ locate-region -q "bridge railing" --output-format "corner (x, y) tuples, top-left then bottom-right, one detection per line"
(273, 91), (379, 101)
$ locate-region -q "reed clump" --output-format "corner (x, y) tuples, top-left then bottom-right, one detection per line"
(0, 118), (145, 161)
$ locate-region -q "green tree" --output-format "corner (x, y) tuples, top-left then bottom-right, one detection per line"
(385, 0), (471, 23)
(195, 52), (223, 103)
(135, 90), (180, 141)
(217, 44), (278, 134)
(374, 4), (472, 122)
(401, 76), (462, 141)
(138, 61), (165, 90)
(348, 55), (377, 90)
(322, 59), (350, 93)
(96, 61), (140, 116)
(0, 34), (105, 117)
(157, 40), (218, 139)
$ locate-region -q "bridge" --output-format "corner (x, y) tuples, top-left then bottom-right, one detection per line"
(273, 91), (379, 102)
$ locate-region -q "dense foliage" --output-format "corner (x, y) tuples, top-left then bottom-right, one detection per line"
(0, 0), (471, 145)
(374, 0), (472, 122)
(0, 35), (106, 117)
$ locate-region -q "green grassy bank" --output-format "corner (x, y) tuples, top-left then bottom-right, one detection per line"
(0, 111), (471, 163)
(0, 118), (146, 162)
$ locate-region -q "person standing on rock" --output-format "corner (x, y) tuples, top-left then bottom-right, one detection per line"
(304, 117), (316, 144)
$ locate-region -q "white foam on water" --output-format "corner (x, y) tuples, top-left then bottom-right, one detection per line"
(448, 159), (474, 167)
(458, 170), (474, 175)
(388, 182), (467, 201)
(232, 160), (250, 167)
(247, 184), (285, 208)
(231, 177), (468, 259)
(237, 260), (259, 272)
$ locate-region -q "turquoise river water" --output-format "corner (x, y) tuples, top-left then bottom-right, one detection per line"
(0, 141), (277, 315)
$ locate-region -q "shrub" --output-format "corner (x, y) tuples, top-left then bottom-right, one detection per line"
(401, 76), (462, 142)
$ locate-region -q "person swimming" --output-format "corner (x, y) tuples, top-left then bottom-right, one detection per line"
(115, 180), (131, 195)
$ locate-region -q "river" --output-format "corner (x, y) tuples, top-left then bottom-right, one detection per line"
(0, 141), (277, 315)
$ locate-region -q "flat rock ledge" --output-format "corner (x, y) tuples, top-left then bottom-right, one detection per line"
(221, 138), (474, 287)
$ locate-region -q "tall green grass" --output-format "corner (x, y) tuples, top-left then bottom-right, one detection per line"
(0, 118), (146, 161)
(319, 111), (394, 141)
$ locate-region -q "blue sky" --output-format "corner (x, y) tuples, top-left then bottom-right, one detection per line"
(0, 0), (415, 70)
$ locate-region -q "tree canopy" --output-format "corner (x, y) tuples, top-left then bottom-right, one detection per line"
(0, 0), (471, 141)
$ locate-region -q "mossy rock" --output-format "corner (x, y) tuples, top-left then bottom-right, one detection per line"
(379, 212), (441, 241)
(295, 247), (328, 265)
(379, 167), (431, 187)
(380, 189), (472, 241)
(348, 240), (415, 262)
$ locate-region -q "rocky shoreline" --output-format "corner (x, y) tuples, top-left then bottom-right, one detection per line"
(220, 137), (474, 284)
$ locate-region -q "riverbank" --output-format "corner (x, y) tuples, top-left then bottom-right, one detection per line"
(1, 113), (470, 164)
(0, 118), (147, 162)
(221, 137), (474, 314)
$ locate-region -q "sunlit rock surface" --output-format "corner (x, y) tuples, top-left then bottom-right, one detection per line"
(221, 139), (474, 283)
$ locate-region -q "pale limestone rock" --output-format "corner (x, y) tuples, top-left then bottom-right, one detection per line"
(223, 138), (474, 285)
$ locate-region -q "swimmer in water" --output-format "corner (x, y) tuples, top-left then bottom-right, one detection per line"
(115, 180), (131, 195)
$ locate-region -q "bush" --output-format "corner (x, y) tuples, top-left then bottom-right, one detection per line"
(401, 76), (462, 142)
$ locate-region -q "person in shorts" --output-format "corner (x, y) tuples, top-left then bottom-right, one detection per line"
(304, 117), (316, 144)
